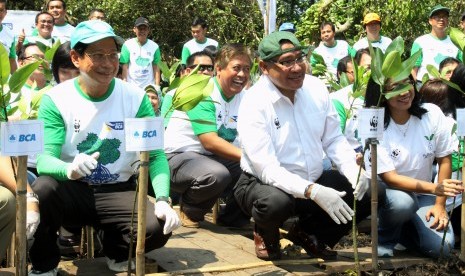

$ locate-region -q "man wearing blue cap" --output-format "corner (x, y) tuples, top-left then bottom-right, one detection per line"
(278, 22), (296, 33)
(234, 31), (374, 260)
(28, 20), (180, 275)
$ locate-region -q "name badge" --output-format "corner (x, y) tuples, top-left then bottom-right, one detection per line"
(125, 117), (164, 151)
(1, 120), (44, 156)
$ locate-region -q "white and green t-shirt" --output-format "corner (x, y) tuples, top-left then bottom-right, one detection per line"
(120, 38), (161, 89)
(36, 78), (170, 196)
(311, 40), (354, 75)
(52, 23), (75, 43)
(181, 38), (218, 64)
(330, 84), (364, 150)
(365, 103), (453, 182)
(411, 34), (462, 81)
(0, 25), (16, 59)
(164, 78), (242, 154)
(353, 35), (392, 53)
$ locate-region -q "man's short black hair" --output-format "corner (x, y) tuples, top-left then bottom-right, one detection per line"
(336, 55), (352, 81)
(354, 48), (370, 66)
(17, 42), (39, 60)
(192, 17), (207, 28)
(35, 11), (54, 24)
(46, 0), (66, 10)
(0, 0), (7, 5)
(186, 50), (213, 67)
(88, 8), (105, 18)
(319, 21), (335, 33)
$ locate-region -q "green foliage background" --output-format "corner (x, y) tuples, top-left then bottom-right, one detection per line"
(9, 0), (465, 62)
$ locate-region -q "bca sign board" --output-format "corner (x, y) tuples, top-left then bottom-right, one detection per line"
(3, 10), (38, 37)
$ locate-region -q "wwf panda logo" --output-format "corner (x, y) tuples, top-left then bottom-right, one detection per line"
(390, 148), (400, 159)
(370, 115), (378, 128)
(274, 117), (281, 129)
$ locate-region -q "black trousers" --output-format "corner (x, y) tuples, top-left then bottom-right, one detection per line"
(234, 170), (383, 247)
(29, 176), (170, 272)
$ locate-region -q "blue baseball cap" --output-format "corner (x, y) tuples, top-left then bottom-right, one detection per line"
(278, 22), (296, 33)
(70, 20), (124, 49)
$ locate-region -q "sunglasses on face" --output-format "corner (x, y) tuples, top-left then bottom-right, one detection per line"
(188, 64), (214, 72)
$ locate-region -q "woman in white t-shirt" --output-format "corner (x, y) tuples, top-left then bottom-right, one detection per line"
(364, 76), (463, 258)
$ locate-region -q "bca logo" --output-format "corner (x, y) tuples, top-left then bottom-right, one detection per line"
(370, 116), (378, 128)
(9, 134), (36, 142)
(142, 130), (157, 138)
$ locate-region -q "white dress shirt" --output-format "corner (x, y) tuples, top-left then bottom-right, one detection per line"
(238, 75), (359, 198)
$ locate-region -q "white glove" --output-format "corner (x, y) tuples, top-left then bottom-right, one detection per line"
(66, 152), (100, 180)
(346, 169), (369, 201)
(154, 201), (181, 235)
(353, 173), (369, 201)
(310, 184), (354, 224)
(26, 211), (40, 240)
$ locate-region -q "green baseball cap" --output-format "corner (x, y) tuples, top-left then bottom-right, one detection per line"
(429, 4), (449, 18)
(70, 20), (124, 49)
(258, 31), (308, 61)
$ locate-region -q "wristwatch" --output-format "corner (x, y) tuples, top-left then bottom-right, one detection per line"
(156, 196), (172, 206)
(26, 192), (39, 203)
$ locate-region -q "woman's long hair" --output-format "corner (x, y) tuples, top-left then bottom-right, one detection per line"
(365, 75), (427, 129)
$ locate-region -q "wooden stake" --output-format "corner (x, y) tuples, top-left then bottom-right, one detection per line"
(460, 138), (465, 261)
(15, 155), (28, 276)
(370, 142), (378, 274)
(136, 151), (149, 276)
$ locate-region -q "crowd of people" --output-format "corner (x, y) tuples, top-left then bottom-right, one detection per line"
(1, 0), (465, 275)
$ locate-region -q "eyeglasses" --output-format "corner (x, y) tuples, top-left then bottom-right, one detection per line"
(188, 64), (214, 72)
(85, 52), (119, 63)
(23, 54), (45, 61)
(272, 53), (306, 69)
(38, 19), (54, 24)
(432, 14), (449, 20)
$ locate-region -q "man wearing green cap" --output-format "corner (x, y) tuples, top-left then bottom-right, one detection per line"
(28, 20), (180, 275)
(411, 4), (463, 83)
(233, 31), (374, 260)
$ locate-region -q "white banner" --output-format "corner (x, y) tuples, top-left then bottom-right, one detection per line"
(257, 0), (276, 34)
(4, 10), (38, 37)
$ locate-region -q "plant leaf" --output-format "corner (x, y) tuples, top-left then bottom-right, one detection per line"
(157, 61), (171, 80)
(44, 40), (61, 61)
(382, 50), (401, 78)
(442, 79), (465, 95)
(426, 64), (440, 78)
(8, 61), (41, 93)
(0, 43), (10, 85)
(391, 49), (421, 83)
(171, 74), (211, 112)
(449, 27), (465, 60)
(311, 52), (326, 65)
(384, 83), (412, 99)
(368, 42), (385, 86)
(384, 36), (405, 57)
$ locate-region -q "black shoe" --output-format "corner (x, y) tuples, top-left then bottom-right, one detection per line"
(287, 222), (337, 260)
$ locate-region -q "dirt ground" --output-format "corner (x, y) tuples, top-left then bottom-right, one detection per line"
(334, 232), (465, 275)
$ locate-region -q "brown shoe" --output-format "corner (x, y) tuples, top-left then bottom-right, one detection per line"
(253, 227), (281, 260)
(287, 222), (337, 260)
(180, 207), (200, 228)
